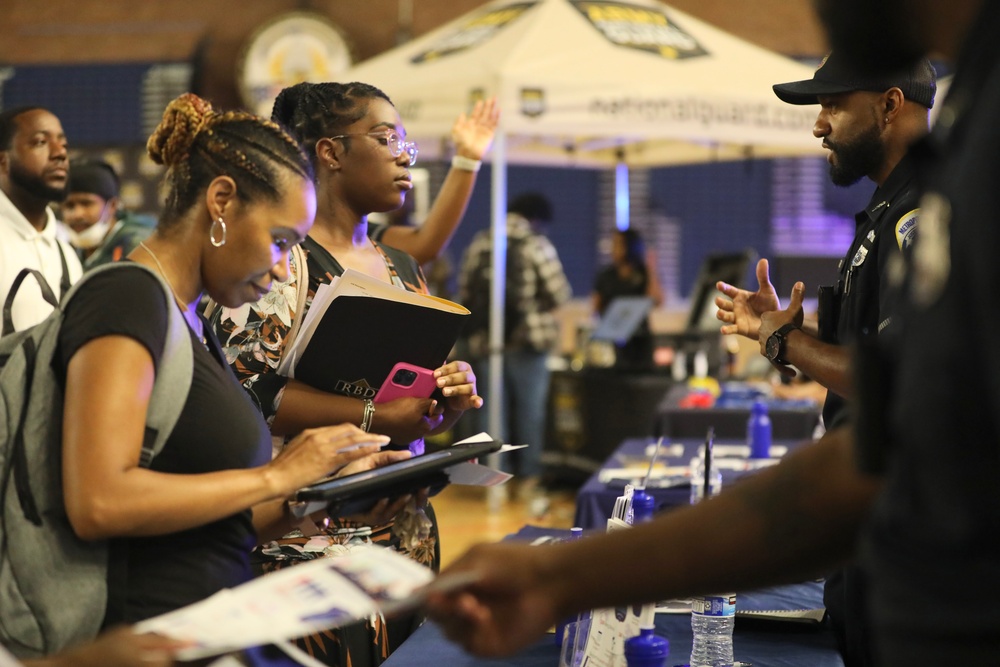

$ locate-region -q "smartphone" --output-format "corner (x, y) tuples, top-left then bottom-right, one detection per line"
(374, 362), (438, 404)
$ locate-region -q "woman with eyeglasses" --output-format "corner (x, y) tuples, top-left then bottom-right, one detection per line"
(208, 82), (483, 667)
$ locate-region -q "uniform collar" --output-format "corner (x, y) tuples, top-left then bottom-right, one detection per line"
(862, 153), (918, 223)
(0, 187), (60, 242)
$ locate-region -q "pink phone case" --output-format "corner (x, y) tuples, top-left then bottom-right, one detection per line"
(374, 363), (438, 403)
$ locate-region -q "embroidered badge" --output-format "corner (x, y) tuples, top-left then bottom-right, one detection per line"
(910, 193), (950, 308)
(895, 208), (919, 250)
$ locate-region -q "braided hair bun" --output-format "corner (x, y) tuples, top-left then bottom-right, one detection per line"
(147, 93), (215, 167)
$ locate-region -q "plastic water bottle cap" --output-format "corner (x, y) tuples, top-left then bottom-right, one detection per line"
(624, 627), (669, 660)
(631, 490), (657, 524)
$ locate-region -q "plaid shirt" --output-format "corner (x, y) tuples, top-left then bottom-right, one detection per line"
(458, 213), (571, 356)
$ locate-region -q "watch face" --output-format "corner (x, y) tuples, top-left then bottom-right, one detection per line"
(765, 332), (781, 361)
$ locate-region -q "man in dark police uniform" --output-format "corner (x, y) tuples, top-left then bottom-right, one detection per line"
(427, 3), (1000, 666)
(715, 52), (937, 667)
(716, 53), (936, 433)
(765, 54), (936, 667)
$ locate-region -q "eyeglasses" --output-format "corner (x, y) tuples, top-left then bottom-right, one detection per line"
(327, 130), (419, 166)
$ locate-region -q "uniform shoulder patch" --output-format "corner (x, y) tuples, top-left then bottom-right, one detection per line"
(895, 208), (919, 250)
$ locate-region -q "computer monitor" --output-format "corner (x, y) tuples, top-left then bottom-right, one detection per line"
(685, 250), (757, 332)
(591, 296), (654, 345)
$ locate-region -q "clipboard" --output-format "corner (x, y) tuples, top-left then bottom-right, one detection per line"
(295, 438), (503, 515)
(591, 296), (653, 345)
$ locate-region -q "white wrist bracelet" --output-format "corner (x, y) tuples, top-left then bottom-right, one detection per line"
(451, 155), (482, 172)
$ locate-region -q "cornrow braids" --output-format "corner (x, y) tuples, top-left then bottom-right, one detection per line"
(270, 81), (393, 172)
(148, 93), (313, 227)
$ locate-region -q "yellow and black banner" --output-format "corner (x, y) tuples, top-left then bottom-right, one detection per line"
(571, 0), (709, 60)
(412, 2), (536, 64)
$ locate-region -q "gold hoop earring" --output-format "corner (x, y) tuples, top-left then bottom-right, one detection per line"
(210, 217), (227, 248)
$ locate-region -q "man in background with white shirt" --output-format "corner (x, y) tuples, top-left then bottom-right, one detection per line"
(0, 106), (82, 331)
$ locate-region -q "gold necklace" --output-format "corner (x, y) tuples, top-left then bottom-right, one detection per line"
(138, 241), (207, 345)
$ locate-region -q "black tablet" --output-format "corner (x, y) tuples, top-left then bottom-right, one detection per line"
(295, 438), (503, 515)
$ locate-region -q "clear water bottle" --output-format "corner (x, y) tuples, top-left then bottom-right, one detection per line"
(624, 625), (669, 667)
(689, 448), (735, 667)
(747, 399), (772, 459)
(689, 448), (722, 505)
(689, 594), (736, 667)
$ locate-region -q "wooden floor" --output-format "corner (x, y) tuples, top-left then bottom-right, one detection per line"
(431, 483), (578, 569)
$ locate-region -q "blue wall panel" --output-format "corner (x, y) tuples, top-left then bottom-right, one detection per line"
(648, 159), (774, 295)
(2, 64), (152, 145)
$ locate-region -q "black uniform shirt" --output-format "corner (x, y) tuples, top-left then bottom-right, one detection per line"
(861, 4), (1000, 662)
(821, 156), (920, 427)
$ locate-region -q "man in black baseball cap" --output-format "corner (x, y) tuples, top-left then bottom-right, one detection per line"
(716, 53), (937, 667)
(772, 51), (937, 108)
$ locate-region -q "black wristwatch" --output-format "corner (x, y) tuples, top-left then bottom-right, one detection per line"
(764, 323), (800, 365)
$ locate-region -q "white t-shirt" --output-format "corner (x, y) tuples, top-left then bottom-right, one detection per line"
(0, 644), (21, 666)
(0, 188), (83, 331)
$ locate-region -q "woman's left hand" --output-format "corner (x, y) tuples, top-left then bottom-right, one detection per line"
(333, 449), (419, 526)
(434, 360), (483, 412)
(451, 97), (499, 161)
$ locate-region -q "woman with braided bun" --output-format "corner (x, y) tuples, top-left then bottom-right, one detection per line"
(208, 82), (483, 666)
(56, 93), (406, 628)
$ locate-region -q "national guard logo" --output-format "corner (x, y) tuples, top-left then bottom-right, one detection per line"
(571, 1), (709, 60)
(521, 88), (546, 118)
(910, 193), (951, 308)
(411, 3), (536, 63)
(895, 208), (919, 250)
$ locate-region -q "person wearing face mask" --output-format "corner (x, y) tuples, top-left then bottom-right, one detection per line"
(61, 159), (155, 268)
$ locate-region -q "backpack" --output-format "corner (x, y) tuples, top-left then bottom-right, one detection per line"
(464, 235), (528, 341)
(0, 262), (192, 659)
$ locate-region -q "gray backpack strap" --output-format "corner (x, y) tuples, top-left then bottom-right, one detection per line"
(132, 266), (193, 467)
(61, 263), (193, 467)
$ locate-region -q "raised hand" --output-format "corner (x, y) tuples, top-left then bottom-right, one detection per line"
(452, 98), (500, 161)
(268, 424), (388, 496)
(715, 258), (781, 340)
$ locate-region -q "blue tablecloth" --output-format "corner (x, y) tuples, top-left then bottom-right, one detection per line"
(573, 437), (804, 530)
(384, 526), (842, 667)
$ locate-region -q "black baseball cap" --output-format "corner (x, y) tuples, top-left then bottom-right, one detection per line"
(773, 52), (937, 108)
(68, 159), (120, 200)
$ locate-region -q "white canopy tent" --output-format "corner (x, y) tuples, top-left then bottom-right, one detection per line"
(344, 0), (823, 167)
(340, 0), (824, 466)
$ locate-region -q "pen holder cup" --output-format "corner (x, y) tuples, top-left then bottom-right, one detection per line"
(559, 617), (591, 667)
